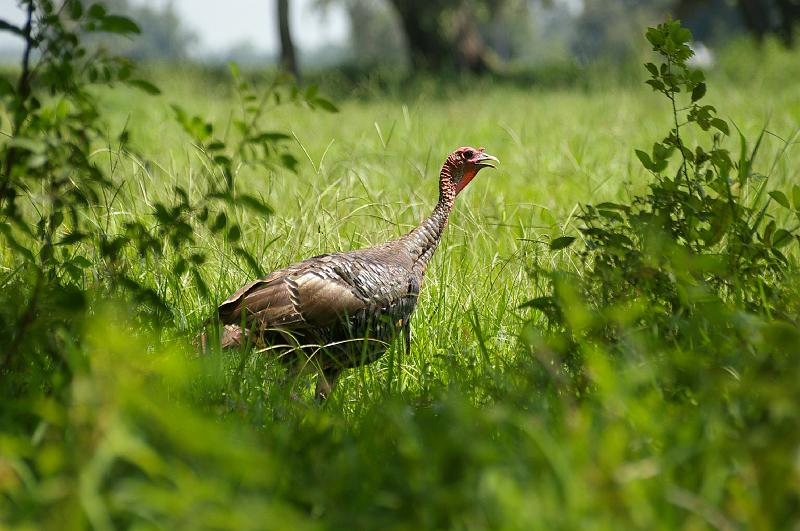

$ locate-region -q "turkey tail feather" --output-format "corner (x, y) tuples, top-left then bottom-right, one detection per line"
(195, 324), (249, 354)
(221, 324), (247, 349)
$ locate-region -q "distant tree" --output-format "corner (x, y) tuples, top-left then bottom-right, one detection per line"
(673, 0), (800, 46)
(775, 0), (800, 45)
(734, 0), (773, 41)
(746, 0), (800, 46)
(572, 0), (670, 62)
(278, 0), (300, 78)
(340, 0), (407, 66)
(671, 0), (741, 43)
(92, 0), (196, 60)
(482, 0), (532, 61)
(318, 0), (531, 72)
(216, 40), (272, 66)
(386, 0), (498, 73)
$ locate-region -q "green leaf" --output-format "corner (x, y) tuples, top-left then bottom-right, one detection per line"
(792, 184), (800, 210)
(280, 153), (298, 172)
(550, 236), (577, 251)
(88, 4), (107, 18)
(67, 0), (83, 19)
(98, 15), (140, 34)
(8, 137), (46, 154)
(519, 296), (553, 310)
(305, 84), (319, 99)
(673, 27), (692, 44)
(646, 27), (664, 47)
(0, 224), (35, 262)
(236, 194), (274, 215)
(312, 97), (339, 113)
(595, 202), (629, 211)
(598, 210), (623, 222)
(153, 203), (172, 224)
(249, 132), (291, 143)
(228, 61), (240, 80)
(63, 262), (82, 283)
(191, 269), (209, 297)
(772, 229), (793, 248)
(652, 142), (673, 162)
(635, 149), (655, 171)
(227, 225), (241, 242)
(769, 190), (790, 209)
(211, 212), (227, 232)
(234, 246), (264, 277)
(173, 257), (188, 276)
(49, 213), (64, 233)
(763, 220), (776, 243)
(691, 82), (706, 102)
(128, 79), (161, 95)
(72, 255), (92, 269)
(710, 118), (729, 135)
(57, 231), (88, 245)
(213, 155), (231, 168)
(0, 77), (14, 96)
(170, 103), (187, 122)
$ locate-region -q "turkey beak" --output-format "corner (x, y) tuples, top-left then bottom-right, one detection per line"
(474, 152), (499, 169)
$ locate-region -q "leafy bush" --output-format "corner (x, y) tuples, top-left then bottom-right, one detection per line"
(529, 19), (799, 356)
(0, 1), (335, 384)
(1, 0), (167, 395)
(521, 19), (800, 525)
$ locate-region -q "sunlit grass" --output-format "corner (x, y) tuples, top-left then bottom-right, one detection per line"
(89, 52), (800, 410)
(3, 39), (800, 528)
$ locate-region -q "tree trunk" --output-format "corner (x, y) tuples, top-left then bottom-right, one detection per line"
(672, 0), (711, 20)
(390, 0), (453, 70)
(737, 0), (773, 42)
(277, 0), (299, 79)
(453, 10), (494, 73)
(388, 0), (494, 73)
(775, 0), (800, 46)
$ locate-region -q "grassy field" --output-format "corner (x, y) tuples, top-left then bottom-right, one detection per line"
(3, 35), (800, 529)
(94, 45), (800, 401)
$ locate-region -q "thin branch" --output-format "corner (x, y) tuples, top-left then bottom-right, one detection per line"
(1, 267), (42, 372)
(667, 56), (689, 185)
(0, 0), (35, 206)
(16, 1), (34, 105)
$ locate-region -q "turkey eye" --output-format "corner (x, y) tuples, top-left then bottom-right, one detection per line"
(463, 150), (473, 159)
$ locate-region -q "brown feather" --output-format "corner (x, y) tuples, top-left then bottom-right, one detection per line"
(207, 146), (497, 400)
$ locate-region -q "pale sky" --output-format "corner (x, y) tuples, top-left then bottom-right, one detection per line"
(0, 0), (350, 56)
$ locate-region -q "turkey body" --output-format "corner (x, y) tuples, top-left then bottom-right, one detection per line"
(218, 243), (423, 373)
(211, 146), (497, 399)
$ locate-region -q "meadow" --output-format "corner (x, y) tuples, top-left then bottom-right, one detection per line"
(2, 22), (800, 529)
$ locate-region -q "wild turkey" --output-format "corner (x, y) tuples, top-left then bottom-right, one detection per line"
(213, 146), (498, 399)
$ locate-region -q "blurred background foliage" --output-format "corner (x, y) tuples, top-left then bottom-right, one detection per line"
(3, 0), (799, 73)
(1, 0), (799, 529)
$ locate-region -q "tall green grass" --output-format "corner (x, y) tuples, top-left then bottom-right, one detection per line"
(2, 31), (800, 528)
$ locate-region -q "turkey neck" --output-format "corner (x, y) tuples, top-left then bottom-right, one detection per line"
(402, 157), (458, 270)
